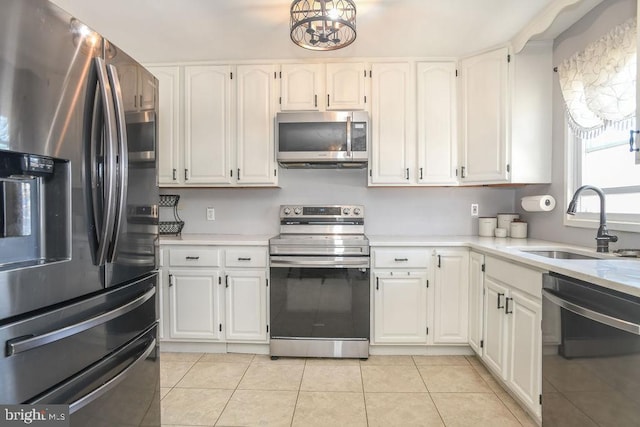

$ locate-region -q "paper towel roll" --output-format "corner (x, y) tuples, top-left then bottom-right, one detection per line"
(521, 195), (556, 212)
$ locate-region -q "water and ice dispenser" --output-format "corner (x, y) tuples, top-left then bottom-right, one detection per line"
(0, 150), (70, 269)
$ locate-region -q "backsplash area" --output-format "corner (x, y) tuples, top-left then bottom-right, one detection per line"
(161, 168), (516, 236)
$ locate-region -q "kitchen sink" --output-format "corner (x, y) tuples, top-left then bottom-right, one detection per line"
(521, 250), (601, 260)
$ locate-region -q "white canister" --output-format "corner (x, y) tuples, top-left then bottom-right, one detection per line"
(510, 221), (528, 238)
(497, 213), (520, 237)
(494, 227), (507, 238)
(478, 217), (497, 237)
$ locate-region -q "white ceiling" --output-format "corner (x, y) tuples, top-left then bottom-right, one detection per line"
(50, 0), (561, 63)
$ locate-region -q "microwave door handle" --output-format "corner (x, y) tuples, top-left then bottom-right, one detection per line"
(346, 115), (352, 158)
(106, 64), (129, 263)
(93, 58), (119, 267)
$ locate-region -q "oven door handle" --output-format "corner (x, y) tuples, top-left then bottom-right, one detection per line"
(542, 289), (640, 336)
(270, 256), (369, 269)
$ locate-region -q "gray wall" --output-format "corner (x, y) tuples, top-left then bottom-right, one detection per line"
(162, 169), (516, 237)
(516, 0), (640, 249)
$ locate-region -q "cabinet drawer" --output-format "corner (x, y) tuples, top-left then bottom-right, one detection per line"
(373, 248), (430, 269)
(225, 248), (267, 268)
(169, 247), (221, 267)
(485, 256), (543, 297)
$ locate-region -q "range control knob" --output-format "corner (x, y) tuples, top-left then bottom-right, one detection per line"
(342, 207), (351, 215)
(294, 207), (302, 215)
(353, 207), (361, 215)
(283, 207), (291, 215)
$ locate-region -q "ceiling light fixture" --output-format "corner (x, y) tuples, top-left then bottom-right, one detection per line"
(290, 0), (357, 51)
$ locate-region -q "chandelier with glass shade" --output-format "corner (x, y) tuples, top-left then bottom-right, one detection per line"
(290, 0), (357, 51)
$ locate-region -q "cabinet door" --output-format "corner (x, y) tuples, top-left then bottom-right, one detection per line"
(468, 251), (485, 354)
(432, 249), (469, 344)
(482, 276), (509, 378)
(325, 62), (367, 110)
(149, 66), (181, 185)
(459, 47), (509, 183)
(373, 272), (428, 344)
(225, 270), (268, 342)
(138, 68), (156, 110)
(369, 62), (414, 185)
(168, 269), (222, 340)
(507, 290), (541, 417)
(280, 63), (322, 111)
(184, 65), (232, 184)
(236, 64), (277, 185)
(117, 63), (139, 111)
(416, 62), (458, 185)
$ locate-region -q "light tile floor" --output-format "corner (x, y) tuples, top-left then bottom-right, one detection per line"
(160, 353), (539, 427)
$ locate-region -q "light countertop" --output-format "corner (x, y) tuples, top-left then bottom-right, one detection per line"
(159, 233), (640, 298)
(160, 233), (272, 246)
(369, 235), (640, 298)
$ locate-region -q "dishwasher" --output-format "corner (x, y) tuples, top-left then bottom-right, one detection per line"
(542, 272), (640, 426)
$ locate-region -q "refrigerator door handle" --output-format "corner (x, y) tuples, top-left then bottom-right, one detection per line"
(105, 64), (129, 263)
(92, 57), (119, 267)
(6, 287), (155, 356)
(68, 338), (156, 414)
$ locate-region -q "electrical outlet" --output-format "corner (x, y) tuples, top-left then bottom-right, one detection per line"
(471, 203), (479, 217)
(206, 207), (215, 221)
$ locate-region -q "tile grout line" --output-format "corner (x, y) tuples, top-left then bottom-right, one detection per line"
(287, 358), (307, 427)
(359, 358), (369, 427)
(212, 354), (255, 427)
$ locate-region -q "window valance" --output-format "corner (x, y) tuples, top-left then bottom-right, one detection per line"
(557, 17), (637, 139)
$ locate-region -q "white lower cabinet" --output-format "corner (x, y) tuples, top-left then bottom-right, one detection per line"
(482, 256), (543, 418)
(373, 271), (428, 344)
(468, 251), (484, 354)
(168, 269), (222, 340)
(225, 270), (268, 342)
(432, 248), (469, 344)
(161, 244), (269, 345)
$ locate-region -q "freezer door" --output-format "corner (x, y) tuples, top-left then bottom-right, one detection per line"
(0, 274), (156, 404)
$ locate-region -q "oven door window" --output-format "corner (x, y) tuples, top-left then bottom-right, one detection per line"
(270, 267), (369, 339)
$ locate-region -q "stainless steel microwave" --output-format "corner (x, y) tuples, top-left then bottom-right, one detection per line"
(276, 111), (369, 168)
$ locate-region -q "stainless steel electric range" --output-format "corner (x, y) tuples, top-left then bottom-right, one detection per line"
(269, 205), (370, 359)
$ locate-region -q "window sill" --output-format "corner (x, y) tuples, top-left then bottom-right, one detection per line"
(564, 214), (640, 233)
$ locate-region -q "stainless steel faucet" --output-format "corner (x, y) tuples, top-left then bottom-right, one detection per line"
(566, 185), (618, 253)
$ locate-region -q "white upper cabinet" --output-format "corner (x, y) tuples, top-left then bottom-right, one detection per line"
(184, 65), (232, 185)
(280, 63), (322, 111)
(117, 63), (156, 112)
(369, 62), (414, 185)
(326, 62), (367, 110)
(459, 43), (552, 184)
(235, 64), (278, 185)
(149, 66), (181, 185)
(417, 62), (458, 185)
(459, 47), (509, 183)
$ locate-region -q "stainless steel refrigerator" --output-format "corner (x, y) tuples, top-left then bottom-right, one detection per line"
(0, 0), (160, 425)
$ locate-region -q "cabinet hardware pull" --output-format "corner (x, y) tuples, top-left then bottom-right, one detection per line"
(139, 95), (143, 107)
(238, 257), (252, 261)
(406, 168), (410, 180)
(184, 169), (188, 181)
(419, 167), (423, 180)
(327, 94), (330, 107)
(314, 94), (318, 108)
(505, 297), (513, 314)
(168, 274), (174, 287)
(497, 293), (505, 309)
(225, 275), (229, 288)
(394, 258), (408, 262)
(376, 277), (379, 290)
(185, 256), (200, 260)
(437, 255), (441, 268)
(237, 168), (240, 180)
(172, 168), (177, 181)
(461, 166), (466, 178)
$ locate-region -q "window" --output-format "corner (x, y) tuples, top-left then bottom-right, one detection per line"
(560, 17), (639, 232)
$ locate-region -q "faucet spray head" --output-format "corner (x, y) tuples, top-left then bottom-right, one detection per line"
(566, 199), (578, 215)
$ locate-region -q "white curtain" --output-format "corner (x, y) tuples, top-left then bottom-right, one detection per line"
(557, 17), (637, 139)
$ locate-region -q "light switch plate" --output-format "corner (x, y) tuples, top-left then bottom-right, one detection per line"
(206, 207), (215, 221)
(471, 203), (479, 217)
